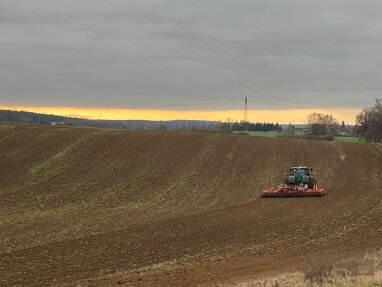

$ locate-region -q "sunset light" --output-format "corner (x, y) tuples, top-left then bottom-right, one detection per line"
(0, 106), (359, 124)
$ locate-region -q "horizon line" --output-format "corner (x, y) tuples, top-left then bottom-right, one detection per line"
(0, 105), (361, 124)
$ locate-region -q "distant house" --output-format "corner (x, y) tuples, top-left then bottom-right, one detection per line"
(50, 122), (66, 126)
(338, 131), (353, 136)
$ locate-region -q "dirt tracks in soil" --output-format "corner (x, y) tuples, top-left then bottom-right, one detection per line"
(1, 123), (381, 286)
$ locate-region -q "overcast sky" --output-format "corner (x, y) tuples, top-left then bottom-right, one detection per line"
(1, 0), (381, 110)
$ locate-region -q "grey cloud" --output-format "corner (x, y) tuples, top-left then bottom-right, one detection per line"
(0, 0), (381, 110)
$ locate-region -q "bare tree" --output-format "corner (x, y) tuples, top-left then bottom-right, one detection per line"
(307, 113), (339, 136)
(355, 98), (382, 143)
(287, 123), (295, 135)
(219, 118), (233, 134)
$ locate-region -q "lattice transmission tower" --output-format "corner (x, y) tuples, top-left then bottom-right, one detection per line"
(244, 96), (248, 131)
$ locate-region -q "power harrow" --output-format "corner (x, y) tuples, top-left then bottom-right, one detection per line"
(261, 166), (326, 198)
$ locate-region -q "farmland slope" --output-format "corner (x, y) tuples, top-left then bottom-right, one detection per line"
(1, 123), (382, 286)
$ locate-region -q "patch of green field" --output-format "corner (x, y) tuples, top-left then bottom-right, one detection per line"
(236, 131), (304, 138)
(245, 131), (280, 138)
(294, 131), (305, 136)
(235, 131), (365, 143)
(334, 136), (364, 143)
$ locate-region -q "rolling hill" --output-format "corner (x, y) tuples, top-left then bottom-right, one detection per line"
(1, 123), (382, 286)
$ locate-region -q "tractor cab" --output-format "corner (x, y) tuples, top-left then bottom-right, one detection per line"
(286, 166), (315, 187)
(290, 167), (312, 177)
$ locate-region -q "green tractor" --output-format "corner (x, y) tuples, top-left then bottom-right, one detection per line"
(262, 166), (325, 197)
(284, 166), (316, 189)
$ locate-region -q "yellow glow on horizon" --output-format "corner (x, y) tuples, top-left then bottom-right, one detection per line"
(0, 105), (360, 124)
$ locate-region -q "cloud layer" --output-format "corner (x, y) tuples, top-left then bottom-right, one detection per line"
(1, 0), (381, 110)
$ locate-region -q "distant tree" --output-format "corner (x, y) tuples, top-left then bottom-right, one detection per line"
(231, 121), (282, 132)
(355, 98), (382, 143)
(341, 121), (346, 132)
(287, 123), (295, 135)
(275, 122), (282, 132)
(220, 118), (233, 134)
(307, 113), (339, 136)
(221, 123), (232, 134)
(231, 121), (241, 131)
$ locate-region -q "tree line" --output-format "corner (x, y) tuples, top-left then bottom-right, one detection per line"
(231, 121), (282, 132)
(1, 98), (381, 142)
(291, 98), (382, 142)
(164, 98), (382, 142)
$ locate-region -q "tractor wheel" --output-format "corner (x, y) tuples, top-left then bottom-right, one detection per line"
(308, 177), (316, 189)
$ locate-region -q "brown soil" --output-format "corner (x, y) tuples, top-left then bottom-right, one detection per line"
(1, 123), (381, 286)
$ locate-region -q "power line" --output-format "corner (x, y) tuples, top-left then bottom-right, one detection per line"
(84, 96), (323, 110)
(110, 98), (242, 110)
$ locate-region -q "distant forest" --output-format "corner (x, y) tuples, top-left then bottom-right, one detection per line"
(231, 121), (282, 132)
(0, 109), (220, 131)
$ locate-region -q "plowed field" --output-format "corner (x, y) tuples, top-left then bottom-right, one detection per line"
(1, 123), (382, 286)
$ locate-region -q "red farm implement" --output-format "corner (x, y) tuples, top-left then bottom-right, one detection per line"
(261, 166), (327, 198)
